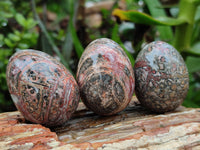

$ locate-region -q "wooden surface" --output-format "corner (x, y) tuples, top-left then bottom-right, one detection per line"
(1, 97), (200, 150)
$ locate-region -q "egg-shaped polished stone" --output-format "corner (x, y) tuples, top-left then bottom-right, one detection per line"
(6, 50), (79, 126)
(76, 38), (135, 115)
(134, 41), (189, 113)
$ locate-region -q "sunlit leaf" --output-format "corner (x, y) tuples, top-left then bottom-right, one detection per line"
(15, 13), (27, 27)
(112, 9), (186, 26)
(8, 33), (20, 42)
(4, 38), (15, 48)
(14, 30), (21, 36)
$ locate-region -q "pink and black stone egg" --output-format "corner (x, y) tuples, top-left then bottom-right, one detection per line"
(134, 41), (189, 113)
(6, 50), (79, 127)
(76, 38), (135, 116)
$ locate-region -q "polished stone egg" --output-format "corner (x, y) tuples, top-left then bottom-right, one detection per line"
(76, 38), (135, 115)
(134, 41), (189, 113)
(6, 50), (79, 126)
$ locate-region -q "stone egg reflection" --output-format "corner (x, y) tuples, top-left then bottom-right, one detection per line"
(6, 50), (79, 126)
(76, 38), (135, 116)
(134, 41), (189, 113)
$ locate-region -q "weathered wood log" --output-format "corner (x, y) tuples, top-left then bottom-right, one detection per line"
(0, 97), (200, 150)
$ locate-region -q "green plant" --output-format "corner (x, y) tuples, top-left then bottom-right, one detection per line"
(4, 13), (38, 51)
(30, 0), (85, 72)
(0, 0), (88, 112)
(0, 1), (38, 112)
(112, 0), (200, 107)
(0, 49), (13, 111)
(113, 0), (200, 54)
(0, 1), (14, 27)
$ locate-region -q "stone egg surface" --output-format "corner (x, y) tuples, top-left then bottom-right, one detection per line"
(134, 41), (189, 113)
(76, 38), (135, 115)
(6, 50), (79, 126)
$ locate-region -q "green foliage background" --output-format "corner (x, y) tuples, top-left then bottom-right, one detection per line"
(0, 0), (200, 112)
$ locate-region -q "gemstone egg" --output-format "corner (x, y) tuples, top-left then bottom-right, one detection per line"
(6, 50), (79, 126)
(76, 38), (135, 115)
(134, 41), (189, 113)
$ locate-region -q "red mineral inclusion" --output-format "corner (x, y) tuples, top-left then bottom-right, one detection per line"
(6, 50), (79, 126)
(76, 38), (135, 115)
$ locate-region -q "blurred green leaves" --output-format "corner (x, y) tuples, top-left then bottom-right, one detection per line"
(31, 0), (84, 71)
(112, 0), (200, 52)
(67, 0), (84, 59)
(112, 0), (200, 108)
(0, 1), (39, 112)
(186, 56), (200, 73)
(3, 13), (38, 50)
(184, 56), (200, 108)
(0, 1), (14, 27)
(15, 13), (37, 30)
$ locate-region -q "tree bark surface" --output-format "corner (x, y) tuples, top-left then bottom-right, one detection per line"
(0, 96), (200, 150)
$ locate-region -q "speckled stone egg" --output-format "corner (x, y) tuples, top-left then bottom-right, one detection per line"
(134, 41), (189, 113)
(6, 50), (79, 126)
(76, 38), (135, 115)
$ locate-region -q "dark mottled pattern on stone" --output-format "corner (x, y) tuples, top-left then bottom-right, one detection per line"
(134, 41), (189, 113)
(6, 50), (80, 126)
(76, 38), (135, 115)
